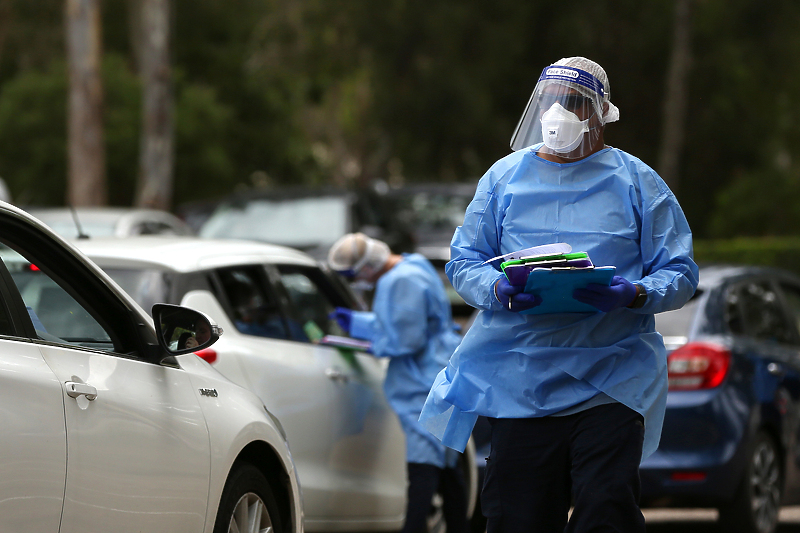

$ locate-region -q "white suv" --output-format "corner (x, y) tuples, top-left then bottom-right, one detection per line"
(0, 202), (302, 533)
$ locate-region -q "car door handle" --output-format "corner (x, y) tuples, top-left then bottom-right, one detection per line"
(65, 381), (98, 401)
(325, 368), (350, 384)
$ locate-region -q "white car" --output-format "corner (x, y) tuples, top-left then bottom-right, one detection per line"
(71, 235), (478, 532)
(0, 202), (302, 533)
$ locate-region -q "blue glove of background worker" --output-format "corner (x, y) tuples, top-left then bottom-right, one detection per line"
(495, 278), (542, 312)
(572, 275), (637, 312)
(330, 307), (353, 333)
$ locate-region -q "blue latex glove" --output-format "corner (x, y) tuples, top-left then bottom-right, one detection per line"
(572, 276), (637, 312)
(494, 278), (542, 312)
(330, 307), (353, 333)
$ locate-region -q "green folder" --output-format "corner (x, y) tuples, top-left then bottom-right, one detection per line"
(500, 251), (589, 270)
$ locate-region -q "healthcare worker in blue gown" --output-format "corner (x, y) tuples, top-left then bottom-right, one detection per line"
(419, 56), (699, 533)
(327, 232), (468, 533)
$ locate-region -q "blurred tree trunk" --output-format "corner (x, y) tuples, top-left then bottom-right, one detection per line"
(133, 0), (173, 210)
(657, 0), (693, 194)
(0, 0), (12, 65)
(65, 0), (107, 206)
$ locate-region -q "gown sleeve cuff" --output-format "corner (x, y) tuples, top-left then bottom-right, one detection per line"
(349, 310), (377, 341)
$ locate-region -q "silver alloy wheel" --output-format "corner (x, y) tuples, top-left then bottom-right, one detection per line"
(750, 439), (781, 533)
(228, 491), (273, 533)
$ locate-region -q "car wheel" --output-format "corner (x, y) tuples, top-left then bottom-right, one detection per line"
(718, 431), (782, 533)
(214, 462), (283, 533)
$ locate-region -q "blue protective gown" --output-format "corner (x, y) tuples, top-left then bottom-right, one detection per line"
(419, 145), (699, 460)
(350, 253), (463, 467)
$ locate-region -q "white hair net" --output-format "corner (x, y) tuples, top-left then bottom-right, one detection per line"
(552, 56), (619, 123)
(327, 232), (390, 277)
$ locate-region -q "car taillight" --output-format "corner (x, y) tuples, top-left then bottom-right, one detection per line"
(195, 348), (217, 364)
(667, 342), (730, 391)
(670, 471), (707, 482)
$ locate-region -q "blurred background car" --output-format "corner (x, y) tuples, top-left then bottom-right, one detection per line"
(0, 202), (302, 533)
(385, 182), (477, 324)
(72, 234), (479, 532)
(636, 264), (800, 533)
(23, 206), (194, 238)
(459, 264), (800, 533)
(198, 186), (414, 261)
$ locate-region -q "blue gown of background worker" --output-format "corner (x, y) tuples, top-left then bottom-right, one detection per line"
(349, 252), (463, 467)
(419, 144), (699, 460)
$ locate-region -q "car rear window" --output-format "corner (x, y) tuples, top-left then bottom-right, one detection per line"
(654, 290), (702, 347)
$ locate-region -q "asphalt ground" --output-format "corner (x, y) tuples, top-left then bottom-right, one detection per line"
(642, 506), (800, 532)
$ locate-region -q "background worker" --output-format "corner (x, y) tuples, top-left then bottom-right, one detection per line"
(420, 56), (699, 533)
(328, 232), (467, 533)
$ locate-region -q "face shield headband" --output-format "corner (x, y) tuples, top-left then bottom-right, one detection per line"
(333, 237), (388, 280)
(509, 65), (608, 157)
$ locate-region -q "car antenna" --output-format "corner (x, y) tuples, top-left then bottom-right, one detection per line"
(69, 205), (90, 239)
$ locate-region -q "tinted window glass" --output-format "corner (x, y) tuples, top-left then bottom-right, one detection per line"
(277, 266), (347, 341)
(0, 261), (16, 336)
(3, 249), (114, 350)
(779, 283), (800, 345)
(730, 281), (794, 344)
(217, 266), (289, 340)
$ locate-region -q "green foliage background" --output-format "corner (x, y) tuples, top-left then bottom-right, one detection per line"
(0, 0), (799, 242)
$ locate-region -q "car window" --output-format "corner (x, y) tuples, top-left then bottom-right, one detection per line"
(778, 282), (800, 344)
(653, 289), (702, 343)
(0, 262), (17, 337)
(393, 189), (473, 232)
(216, 266), (291, 340)
(275, 265), (349, 341)
(2, 248), (114, 350)
(727, 280), (795, 344)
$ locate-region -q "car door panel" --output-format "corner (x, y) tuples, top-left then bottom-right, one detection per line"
(0, 337), (66, 533)
(270, 266), (406, 524)
(40, 344), (212, 533)
(183, 279), (406, 528)
(323, 348), (406, 520)
(772, 280), (800, 502)
(180, 288), (339, 519)
(1, 239), (214, 532)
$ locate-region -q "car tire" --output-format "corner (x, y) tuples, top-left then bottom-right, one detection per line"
(718, 431), (782, 533)
(213, 462), (283, 533)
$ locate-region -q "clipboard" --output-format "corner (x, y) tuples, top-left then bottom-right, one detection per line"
(318, 335), (372, 352)
(514, 266), (616, 315)
(502, 254), (594, 286)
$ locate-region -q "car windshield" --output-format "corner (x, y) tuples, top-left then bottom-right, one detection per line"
(102, 268), (171, 316)
(654, 290), (703, 349)
(199, 197), (349, 248)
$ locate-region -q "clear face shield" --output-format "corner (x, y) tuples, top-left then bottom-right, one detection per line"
(510, 65), (609, 159)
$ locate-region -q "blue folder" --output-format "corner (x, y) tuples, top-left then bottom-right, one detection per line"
(519, 266), (616, 315)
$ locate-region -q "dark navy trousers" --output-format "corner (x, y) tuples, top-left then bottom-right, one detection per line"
(482, 403), (646, 533)
(401, 462), (468, 533)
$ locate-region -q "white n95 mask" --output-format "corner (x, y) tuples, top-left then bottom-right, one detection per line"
(540, 103), (590, 153)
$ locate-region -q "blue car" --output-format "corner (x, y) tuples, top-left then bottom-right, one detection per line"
(640, 265), (800, 533)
